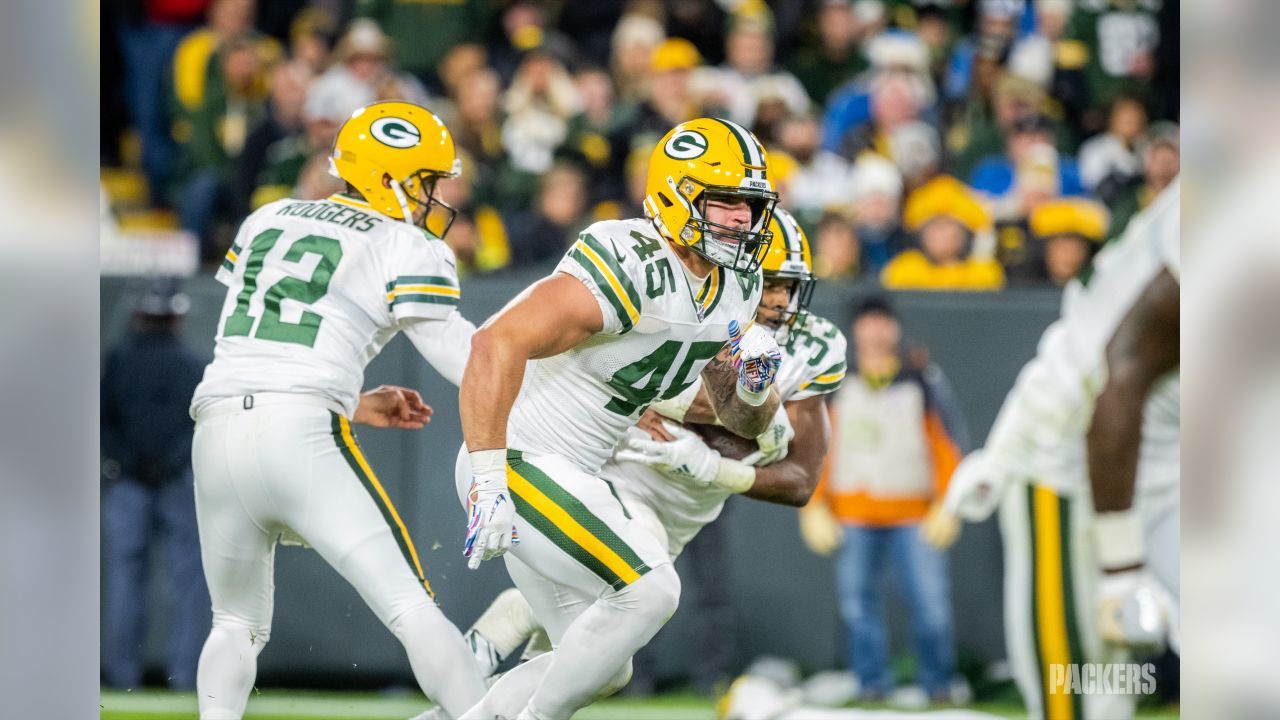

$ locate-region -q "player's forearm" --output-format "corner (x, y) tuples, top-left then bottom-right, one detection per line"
(459, 326), (526, 451)
(680, 386), (720, 425)
(700, 348), (779, 437)
(743, 460), (816, 507)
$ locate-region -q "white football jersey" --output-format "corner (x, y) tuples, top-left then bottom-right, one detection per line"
(506, 219), (764, 473)
(191, 194), (464, 418)
(984, 178), (1180, 495)
(606, 312), (849, 558)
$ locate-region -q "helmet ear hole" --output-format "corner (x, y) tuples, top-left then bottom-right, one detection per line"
(658, 191), (674, 208)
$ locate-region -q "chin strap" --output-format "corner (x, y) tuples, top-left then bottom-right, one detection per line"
(390, 178), (415, 225)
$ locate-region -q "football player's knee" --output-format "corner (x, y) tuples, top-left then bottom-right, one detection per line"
(599, 659), (634, 698)
(615, 564), (681, 625)
(210, 612), (271, 650)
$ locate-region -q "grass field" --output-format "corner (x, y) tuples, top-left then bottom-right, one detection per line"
(99, 689), (1179, 719)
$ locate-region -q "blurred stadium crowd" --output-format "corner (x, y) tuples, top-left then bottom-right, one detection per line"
(101, 0), (1177, 289)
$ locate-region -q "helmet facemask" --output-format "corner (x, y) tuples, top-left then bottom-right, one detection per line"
(671, 177), (777, 274)
(759, 268), (815, 342)
(391, 169), (459, 239)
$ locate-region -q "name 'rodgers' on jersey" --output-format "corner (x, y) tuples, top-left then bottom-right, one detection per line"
(191, 194), (462, 418)
(506, 219), (764, 473)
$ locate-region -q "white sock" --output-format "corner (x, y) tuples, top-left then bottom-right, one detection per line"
(466, 587), (539, 675)
(524, 565), (680, 720)
(390, 603), (489, 718)
(197, 621), (268, 720)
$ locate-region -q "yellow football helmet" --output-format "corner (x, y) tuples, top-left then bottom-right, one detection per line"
(644, 117), (778, 273)
(330, 100), (462, 235)
(760, 207), (815, 334)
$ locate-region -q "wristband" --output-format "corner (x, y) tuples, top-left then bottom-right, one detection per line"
(713, 457), (756, 493)
(735, 382), (770, 407)
(1094, 510), (1146, 570)
(469, 448), (508, 481)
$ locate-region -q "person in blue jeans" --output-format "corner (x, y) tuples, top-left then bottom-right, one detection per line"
(802, 297), (968, 704)
(101, 281), (209, 689)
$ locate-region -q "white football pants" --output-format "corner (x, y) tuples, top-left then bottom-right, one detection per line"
(191, 394), (486, 719)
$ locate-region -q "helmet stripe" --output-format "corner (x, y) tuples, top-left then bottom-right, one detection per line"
(714, 118), (763, 179)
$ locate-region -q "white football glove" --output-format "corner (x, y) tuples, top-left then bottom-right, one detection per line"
(743, 403), (794, 467)
(464, 450), (519, 570)
(942, 449), (1012, 522)
(729, 319), (782, 405)
(615, 421), (756, 493)
(1097, 569), (1179, 653)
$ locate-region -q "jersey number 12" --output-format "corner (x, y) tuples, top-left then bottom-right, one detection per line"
(222, 228), (344, 348)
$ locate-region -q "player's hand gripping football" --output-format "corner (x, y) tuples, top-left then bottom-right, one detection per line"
(353, 385), (434, 429)
(742, 404), (794, 466)
(729, 320), (782, 405)
(464, 450), (520, 569)
(616, 420), (721, 487)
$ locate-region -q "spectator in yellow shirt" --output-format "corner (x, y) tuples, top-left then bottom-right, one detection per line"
(882, 177), (1005, 291)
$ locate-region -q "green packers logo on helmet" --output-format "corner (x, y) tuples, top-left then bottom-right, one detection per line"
(663, 130), (708, 160)
(370, 117), (422, 148)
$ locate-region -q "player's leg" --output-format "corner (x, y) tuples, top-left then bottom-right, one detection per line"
(288, 412), (486, 717)
(457, 449), (677, 720)
(158, 468), (210, 690)
(834, 524), (892, 698)
(458, 553), (599, 719)
(464, 587), (541, 676)
(101, 478), (154, 689)
(192, 413), (279, 720)
(887, 523), (956, 701)
(1002, 483), (1107, 720)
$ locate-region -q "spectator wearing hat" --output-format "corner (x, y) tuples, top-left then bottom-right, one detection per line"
(800, 296), (966, 705)
(306, 19), (430, 121)
(354, 0), (491, 88)
(1010, 197), (1110, 287)
(819, 31), (942, 155)
(882, 177), (1004, 291)
(947, 71), (1045, 180)
(1005, 0), (1090, 133)
(788, 0), (870, 107)
(628, 38), (705, 142)
(969, 112), (1084, 206)
(850, 154), (911, 275)
(692, 10), (810, 130)
(610, 13), (667, 104)
(101, 281), (210, 691)
(838, 71), (930, 162)
(247, 74), (357, 211)
(1105, 123), (1179, 240)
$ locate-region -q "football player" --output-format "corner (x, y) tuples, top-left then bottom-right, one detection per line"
(933, 179), (1179, 720)
(463, 209), (847, 678)
(455, 118), (784, 720)
(188, 101), (487, 720)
